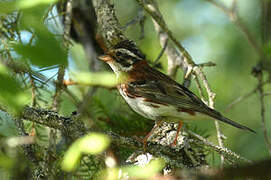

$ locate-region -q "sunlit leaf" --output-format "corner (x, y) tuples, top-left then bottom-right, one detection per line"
(0, 2), (16, 14)
(61, 142), (81, 172)
(19, 4), (50, 31)
(0, 154), (14, 169)
(16, 0), (57, 9)
(96, 168), (120, 180)
(0, 111), (18, 137)
(78, 133), (110, 154)
(0, 0), (57, 14)
(12, 29), (67, 68)
(122, 158), (165, 179)
(0, 64), (29, 115)
(70, 43), (89, 71)
(0, 1), (17, 14)
(263, 41), (271, 59)
(62, 133), (110, 172)
(72, 72), (117, 87)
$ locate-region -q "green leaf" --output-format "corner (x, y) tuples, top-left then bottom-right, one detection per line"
(61, 133), (110, 172)
(16, 0), (57, 9)
(0, 64), (29, 115)
(72, 72), (117, 87)
(0, 154), (14, 169)
(263, 41), (271, 59)
(70, 43), (89, 71)
(61, 142), (82, 172)
(12, 29), (67, 68)
(78, 133), (110, 154)
(0, 111), (18, 137)
(122, 158), (165, 179)
(0, 0), (57, 14)
(96, 168), (120, 180)
(0, 1), (17, 14)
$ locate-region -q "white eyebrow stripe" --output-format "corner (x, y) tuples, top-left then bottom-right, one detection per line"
(116, 48), (142, 60)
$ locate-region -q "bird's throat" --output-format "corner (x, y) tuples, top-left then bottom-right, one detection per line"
(116, 72), (129, 84)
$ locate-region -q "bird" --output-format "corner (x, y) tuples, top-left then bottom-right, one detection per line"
(99, 40), (255, 147)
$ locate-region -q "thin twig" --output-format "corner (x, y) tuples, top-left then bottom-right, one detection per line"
(63, 88), (80, 106)
(52, 66), (65, 111)
(52, 0), (73, 111)
(153, 38), (168, 65)
(29, 74), (37, 107)
(194, 76), (207, 104)
(197, 61), (216, 67)
(122, 8), (145, 32)
(193, 66), (224, 165)
(205, 0), (266, 62)
(135, 0), (194, 64)
(226, 81), (268, 111)
(136, 0), (192, 79)
(263, 91), (271, 96)
(63, 0), (73, 49)
(49, 0), (73, 177)
(187, 130), (252, 164)
(258, 73), (271, 155)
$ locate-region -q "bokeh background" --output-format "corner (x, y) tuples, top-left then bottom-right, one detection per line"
(0, 0), (270, 176)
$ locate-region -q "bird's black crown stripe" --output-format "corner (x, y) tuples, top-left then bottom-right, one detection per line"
(114, 40), (146, 59)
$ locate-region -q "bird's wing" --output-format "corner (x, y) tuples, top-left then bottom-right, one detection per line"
(125, 65), (255, 133)
(126, 79), (208, 113)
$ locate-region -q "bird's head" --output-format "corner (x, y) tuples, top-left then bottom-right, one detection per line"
(99, 40), (145, 74)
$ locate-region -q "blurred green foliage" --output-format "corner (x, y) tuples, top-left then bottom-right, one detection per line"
(122, 158), (165, 179)
(98, 158), (165, 180)
(0, 111), (18, 137)
(0, 64), (29, 114)
(12, 29), (67, 68)
(0, 0), (57, 14)
(72, 72), (117, 87)
(62, 133), (110, 172)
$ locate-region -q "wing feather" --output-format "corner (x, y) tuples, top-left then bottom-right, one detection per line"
(127, 79), (207, 112)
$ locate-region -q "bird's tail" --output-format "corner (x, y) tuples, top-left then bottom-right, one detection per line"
(205, 108), (256, 133)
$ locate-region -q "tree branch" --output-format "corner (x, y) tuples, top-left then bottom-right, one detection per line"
(21, 106), (86, 139)
(92, 0), (127, 47)
(258, 73), (271, 155)
(19, 106), (251, 166)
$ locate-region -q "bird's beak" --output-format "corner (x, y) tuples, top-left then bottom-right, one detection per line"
(98, 55), (113, 62)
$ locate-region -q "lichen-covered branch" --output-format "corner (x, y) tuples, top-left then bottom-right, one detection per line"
(20, 106), (198, 167)
(21, 106), (86, 139)
(187, 130), (251, 164)
(19, 106), (251, 166)
(92, 0), (126, 47)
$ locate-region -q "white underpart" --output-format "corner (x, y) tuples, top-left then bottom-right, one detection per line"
(119, 88), (198, 122)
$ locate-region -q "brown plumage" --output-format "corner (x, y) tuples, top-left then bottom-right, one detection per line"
(99, 40), (255, 146)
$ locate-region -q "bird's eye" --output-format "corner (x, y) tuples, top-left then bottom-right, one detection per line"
(116, 51), (122, 57)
